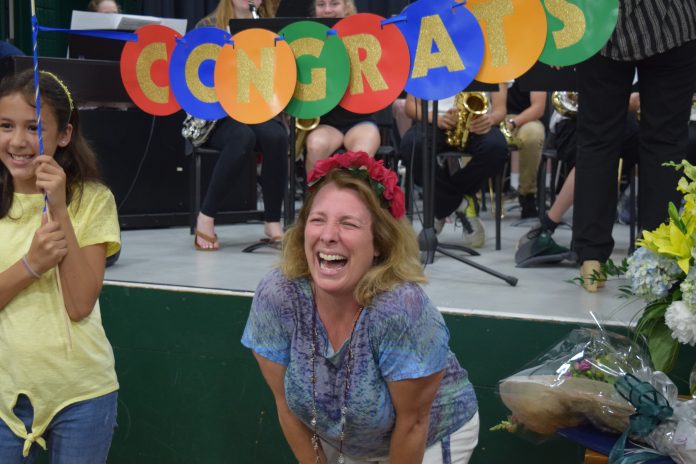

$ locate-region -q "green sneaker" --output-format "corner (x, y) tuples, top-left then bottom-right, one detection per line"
(515, 231), (571, 267)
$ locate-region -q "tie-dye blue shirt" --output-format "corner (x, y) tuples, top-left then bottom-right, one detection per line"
(242, 269), (478, 459)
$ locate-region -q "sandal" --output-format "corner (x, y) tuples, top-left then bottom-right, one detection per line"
(262, 236), (283, 250)
(194, 229), (220, 251)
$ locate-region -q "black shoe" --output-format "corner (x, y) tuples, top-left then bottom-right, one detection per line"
(519, 193), (538, 219)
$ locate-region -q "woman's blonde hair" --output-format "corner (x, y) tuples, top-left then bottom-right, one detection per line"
(312, 0), (357, 16)
(210, 0), (277, 29)
(281, 169), (425, 306)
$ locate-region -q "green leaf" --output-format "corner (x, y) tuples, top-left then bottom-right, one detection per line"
(636, 301), (669, 332)
(668, 202), (686, 233)
(646, 321), (680, 372)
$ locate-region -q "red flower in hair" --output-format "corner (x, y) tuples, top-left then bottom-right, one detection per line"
(307, 151), (405, 219)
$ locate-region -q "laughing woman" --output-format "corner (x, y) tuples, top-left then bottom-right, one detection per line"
(242, 151), (479, 463)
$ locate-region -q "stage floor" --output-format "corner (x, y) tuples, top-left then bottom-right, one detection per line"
(105, 201), (643, 327)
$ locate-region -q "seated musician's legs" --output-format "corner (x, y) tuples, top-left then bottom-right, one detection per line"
(450, 127), (508, 196)
(343, 122), (381, 156)
(252, 118), (289, 240)
(516, 119), (545, 218)
(196, 118), (255, 250)
(305, 125), (345, 173)
(392, 98), (412, 139)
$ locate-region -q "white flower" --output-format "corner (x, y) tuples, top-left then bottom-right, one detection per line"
(664, 301), (696, 346)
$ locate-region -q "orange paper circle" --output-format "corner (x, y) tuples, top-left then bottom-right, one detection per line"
(466, 0), (547, 83)
(215, 29), (297, 124)
(120, 24), (182, 115)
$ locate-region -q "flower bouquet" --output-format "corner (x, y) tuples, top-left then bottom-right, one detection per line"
(608, 161), (696, 390)
(497, 328), (648, 437)
(496, 328), (696, 463)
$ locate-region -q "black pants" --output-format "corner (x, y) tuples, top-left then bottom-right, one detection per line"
(201, 117), (288, 222)
(555, 114), (639, 171)
(574, 39), (696, 263)
(400, 124), (509, 219)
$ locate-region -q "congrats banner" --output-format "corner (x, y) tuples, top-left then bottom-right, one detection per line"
(118, 0), (619, 122)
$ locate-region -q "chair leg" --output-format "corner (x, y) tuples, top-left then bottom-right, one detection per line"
(190, 153), (202, 235)
(629, 165), (637, 254)
(537, 156), (548, 219)
(495, 172), (503, 251)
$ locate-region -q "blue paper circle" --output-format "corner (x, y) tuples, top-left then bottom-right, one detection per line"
(398, 0), (484, 100)
(169, 27), (229, 120)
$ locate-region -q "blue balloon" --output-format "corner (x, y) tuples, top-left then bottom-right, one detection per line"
(397, 0), (484, 101)
(169, 27), (230, 120)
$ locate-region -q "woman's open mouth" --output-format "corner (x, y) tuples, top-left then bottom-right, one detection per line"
(318, 252), (348, 271)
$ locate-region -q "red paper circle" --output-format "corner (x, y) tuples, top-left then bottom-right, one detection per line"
(120, 25), (182, 116)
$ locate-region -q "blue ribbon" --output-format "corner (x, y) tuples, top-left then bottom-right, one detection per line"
(37, 25), (138, 42)
(609, 374), (673, 464)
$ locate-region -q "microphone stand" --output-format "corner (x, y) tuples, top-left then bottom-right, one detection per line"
(418, 98), (518, 286)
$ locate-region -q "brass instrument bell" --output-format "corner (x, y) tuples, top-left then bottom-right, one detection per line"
(294, 117), (320, 159)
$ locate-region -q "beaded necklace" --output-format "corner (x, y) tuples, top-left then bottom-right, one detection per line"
(310, 304), (364, 464)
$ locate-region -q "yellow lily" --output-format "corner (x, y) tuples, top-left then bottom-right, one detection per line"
(640, 221), (693, 274)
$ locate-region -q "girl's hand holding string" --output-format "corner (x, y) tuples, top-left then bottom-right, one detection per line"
(25, 213), (68, 275)
(25, 157), (69, 275)
(34, 156), (68, 216)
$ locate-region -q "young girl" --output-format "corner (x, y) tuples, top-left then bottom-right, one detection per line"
(0, 69), (120, 463)
(303, 0), (382, 173)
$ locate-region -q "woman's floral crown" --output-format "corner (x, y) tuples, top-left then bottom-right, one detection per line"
(307, 151), (405, 219)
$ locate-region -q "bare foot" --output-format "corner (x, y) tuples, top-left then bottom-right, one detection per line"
(264, 221), (283, 240)
(195, 213), (219, 250)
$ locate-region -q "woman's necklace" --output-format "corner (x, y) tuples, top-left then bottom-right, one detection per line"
(310, 304), (363, 464)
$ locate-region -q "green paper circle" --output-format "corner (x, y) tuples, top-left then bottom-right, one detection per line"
(539, 0), (619, 66)
(281, 21), (350, 119)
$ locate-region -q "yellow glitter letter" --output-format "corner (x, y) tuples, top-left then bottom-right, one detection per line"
(185, 43), (221, 104)
(342, 34), (388, 95)
(137, 42), (169, 104)
(545, 0), (586, 49)
(411, 14), (465, 79)
(290, 37), (327, 102)
(236, 48), (275, 104)
(470, 0), (513, 67)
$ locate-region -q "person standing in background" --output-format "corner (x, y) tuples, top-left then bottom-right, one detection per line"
(574, 0), (696, 291)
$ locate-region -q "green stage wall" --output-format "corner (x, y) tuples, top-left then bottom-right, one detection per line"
(37, 284), (696, 463)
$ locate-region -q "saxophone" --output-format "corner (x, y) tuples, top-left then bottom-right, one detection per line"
(551, 91), (578, 117)
(499, 120), (520, 150)
(182, 115), (218, 147)
(182, 2), (261, 147)
(445, 92), (489, 151)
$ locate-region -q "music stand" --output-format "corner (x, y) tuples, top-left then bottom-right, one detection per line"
(417, 97), (518, 286)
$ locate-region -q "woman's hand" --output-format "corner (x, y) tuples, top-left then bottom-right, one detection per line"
(468, 114), (494, 135)
(26, 213), (68, 274)
(34, 156), (68, 214)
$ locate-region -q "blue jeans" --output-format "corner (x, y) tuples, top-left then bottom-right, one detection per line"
(0, 391), (118, 464)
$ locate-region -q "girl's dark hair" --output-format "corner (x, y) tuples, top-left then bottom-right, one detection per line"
(0, 69), (103, 219)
